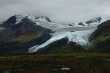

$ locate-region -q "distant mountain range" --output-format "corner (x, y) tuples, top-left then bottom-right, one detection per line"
(0, 15), (109, 53)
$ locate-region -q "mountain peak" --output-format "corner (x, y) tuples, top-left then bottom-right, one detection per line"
(3, 15), (25, 27)
(35, 16), (52, 22)
(14, 15), (25, 24)
(77, 17), (102, 27)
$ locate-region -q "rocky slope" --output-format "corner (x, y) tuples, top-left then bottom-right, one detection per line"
(89, 19), (110, 52)
(0, 15), (52, 53)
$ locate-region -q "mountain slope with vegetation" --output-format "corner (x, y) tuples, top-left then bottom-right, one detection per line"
(89, 20), (110, 52)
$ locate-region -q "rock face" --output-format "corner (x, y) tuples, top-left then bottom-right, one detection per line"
(0, 15), (52, 53)
(85, 17), (102, 25)
(89, 20), (110, 51)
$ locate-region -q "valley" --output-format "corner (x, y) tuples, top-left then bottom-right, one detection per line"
(0, 53), (110, 73)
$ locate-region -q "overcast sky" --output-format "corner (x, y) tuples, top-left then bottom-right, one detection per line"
(0, 0), (110, 23)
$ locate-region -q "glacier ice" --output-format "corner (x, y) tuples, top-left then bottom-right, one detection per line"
(13, 15), (102, 53)
(28, 28), (97, 53)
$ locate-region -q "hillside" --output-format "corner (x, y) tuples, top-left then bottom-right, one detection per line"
(89, 19), (110, 52)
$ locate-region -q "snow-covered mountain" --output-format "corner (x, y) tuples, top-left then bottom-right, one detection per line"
(0, 14), (108, 53)
(3, 15), (102, 31)
(0, 15), (53, 53)
(28, 16), (104, 53)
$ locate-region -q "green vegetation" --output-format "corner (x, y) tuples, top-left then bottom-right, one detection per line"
(0, 53), (110, 73)
(12, 32), (40, 43)
(91, 35), (110, 46)
(95, 36), (110, 42)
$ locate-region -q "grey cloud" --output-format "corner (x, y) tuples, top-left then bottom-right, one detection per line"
(0, 0), (22, 7)
(0, 0), (110, 23)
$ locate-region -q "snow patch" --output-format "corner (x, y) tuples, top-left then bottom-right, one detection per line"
(15, 15), (25, 24)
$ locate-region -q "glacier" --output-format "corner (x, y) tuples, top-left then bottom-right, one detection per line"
(28, 16), (104, 53)
(28, 28), (97, 53)
(9, 15), (103, 53)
